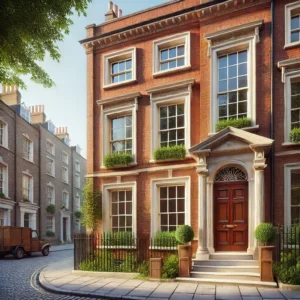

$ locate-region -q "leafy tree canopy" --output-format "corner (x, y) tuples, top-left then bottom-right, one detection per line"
(0, 0), (91, 89)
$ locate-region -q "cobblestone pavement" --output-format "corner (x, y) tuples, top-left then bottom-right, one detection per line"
(0, 247), (107, 300)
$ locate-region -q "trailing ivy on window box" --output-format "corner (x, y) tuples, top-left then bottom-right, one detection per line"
(46, 230), (55, 237)
(46, 204), (56, 214)
(153, 231), (179, 247)
(0, 192), (6, 198)
(215, 118), (252, 132)
(103, 231), (134, 246)
(75, 211), (82, 219)
(290, 127), (300, 143)
(104, 152), (133, 168)
(153, 145), (186, 161)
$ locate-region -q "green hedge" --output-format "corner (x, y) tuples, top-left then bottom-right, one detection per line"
(154, 145), (186, 161)
(46, 230), (55, 237)
(75, 211), (82, 219)
(162, 254), (179, 279)
(290, 127), (300, 143)
(153, 231), (179, 247)
(104, 152), (133, 168)
(215, 118), (252, 132)
(103, 231), (134, 246)
(46, 204), (55, 214)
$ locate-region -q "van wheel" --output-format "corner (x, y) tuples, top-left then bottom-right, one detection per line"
(15, 248), (24, 259)
(42, 246), (49, 256)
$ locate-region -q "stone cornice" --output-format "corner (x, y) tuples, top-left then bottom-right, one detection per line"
(277, 58), (300, 69)
(80, 0), (271, 51)
(146, 79), (195, 94)
(97, 92), (141, 106)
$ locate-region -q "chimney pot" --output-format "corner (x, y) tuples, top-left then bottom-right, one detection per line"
(113, 4), (118, 16)
(108, 1), (113, 10)
(118, 9), (122, 17)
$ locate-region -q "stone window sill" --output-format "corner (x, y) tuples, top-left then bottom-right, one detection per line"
(282, 142), (300, 147)
(153, 65), (191, 78)
(101, 162), (137, 170)
(103, 79), (137, 90)
(149, 155), (192, 164)
(284, 41), (300, 49)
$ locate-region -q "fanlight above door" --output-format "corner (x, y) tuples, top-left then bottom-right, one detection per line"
(215, 166), (247, 182)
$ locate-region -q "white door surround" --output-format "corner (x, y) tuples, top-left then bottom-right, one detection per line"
(60, 210), (71, 243)
(189, 127), (273, 259)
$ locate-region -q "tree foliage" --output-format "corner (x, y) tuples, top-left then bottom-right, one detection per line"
(0, 0), (91, 88)
(81, 179), (102, 232)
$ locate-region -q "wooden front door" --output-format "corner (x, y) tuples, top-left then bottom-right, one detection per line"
(214, 182), (248, 251)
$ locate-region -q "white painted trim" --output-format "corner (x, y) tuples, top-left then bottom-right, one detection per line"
(20, 207), (37, 230)
(46, 156), (55, 177)
(46, 183), (55, 205)
(0, 161), (8, 198)
(101, 99), (138, 167)
(150, 176), (191, 238)
(285, 1), (300, 48)
(210, 36), (257, 133)
(87, 162), (197, 178)
(103, 47), (136, 88)
(22, 134), (34, 162)
(153, 32), (191, 76)
(62, 150), (69, 165)
(284, 163), (300, 227)
(46, 139), (55, 156)
(60, 212), (71, 242)
(0, 119), (8, 149)
(22, 171), (34, 203)
(102, 182), (137, 237)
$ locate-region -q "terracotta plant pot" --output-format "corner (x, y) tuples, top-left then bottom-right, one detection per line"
(178, 245), (192, 276)
(259, 246), (275, 282)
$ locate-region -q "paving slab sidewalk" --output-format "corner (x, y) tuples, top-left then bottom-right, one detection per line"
(39, 259), (300, 300)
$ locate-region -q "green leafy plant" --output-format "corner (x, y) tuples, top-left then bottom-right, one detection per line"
(215, 117), (252, 132)
(153, 145), (186, 161)
(81, 179), (102, 231)
(273, 251), (300, 285)
(137, 260), (149, 278)
(75, 211), (82, 219)
(254, 223), (276, 245)
(46, 230), (55, 237)
(23, 198), (30, 203)
(103, 231), (134, 246)
(153, 231), (179, 247)
(175, 225), (194, 244)
(46, 204), (55, 214)
(162, 254), (179, 279)
(290, 127), (300, 143)
(104, 152), (133, 168)
(61, 205), (65, 209)
(0, 192), (6, 198)
(288, 224), (300, 245)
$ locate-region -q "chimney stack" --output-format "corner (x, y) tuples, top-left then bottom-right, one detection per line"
(105, 1), (122, 21)
(118, 9), (122, 18)
(55, 126), (69, 140)
(1, 85), (22, 106)
(29, 105), (46, 124)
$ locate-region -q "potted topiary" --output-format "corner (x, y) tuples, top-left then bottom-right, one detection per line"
(175, 225), (194, 276)
(254, 223), (276, 282)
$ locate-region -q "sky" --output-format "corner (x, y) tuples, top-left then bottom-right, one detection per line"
(19, 0), (168, 158)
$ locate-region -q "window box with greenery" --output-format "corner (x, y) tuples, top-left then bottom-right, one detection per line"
(215, 117), (252, 132)
(153, 231), (179, 249)
(103, 152), (133, 168)
(46, 230), (55, 238)
(290, 127), (300, 143)
(75, 211), (82, 219)
(46, 204), (55, 214)
(153, 145), (186, 162)
(103, 231), (135, 247)
(0, 192), (6, 199)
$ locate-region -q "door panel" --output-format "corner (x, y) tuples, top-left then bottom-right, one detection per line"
(214, 182), (248, 251)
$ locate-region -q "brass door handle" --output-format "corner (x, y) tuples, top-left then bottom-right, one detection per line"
(222, 224), (238, 229)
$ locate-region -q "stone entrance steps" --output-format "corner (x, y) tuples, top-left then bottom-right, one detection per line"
(176, 252), (277, 287)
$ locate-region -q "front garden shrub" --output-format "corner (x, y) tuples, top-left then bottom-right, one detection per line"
(273, 251), (300, 285)
(137, 260), (149, 277)
(104, 152), (133, 168)
(289, 224), (300, 245)
(46, 230), (55, 237)
(254, 223), (276, 245)
(162, 254), (179, 279)
(153, 231), (179, 247)
(290, 127), (300, 143)
(0, 192), (6, 198)
(46, 204), (56, 214)
(215, 117), (252, 132)
(103, 231), (134, 246)
(175, 225), (194, 244)
(153, 145), (186, 161)
(75, 211), (82, 219)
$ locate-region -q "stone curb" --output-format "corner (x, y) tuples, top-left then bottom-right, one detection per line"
(72, 270), (139, 279)
(278, 280), (300, 291)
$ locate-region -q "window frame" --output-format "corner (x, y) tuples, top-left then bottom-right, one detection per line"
(46, 139), (55, 156)
(284, 163), (300, 227)
(103, 47), (137, 89)
(46, 215), (55, 232)
(0, 119), (8, 148)
(284, 71), (300, 142)
(23, 135), (33, 162)
(47, 183), (55, 205)
(101, 100), (138, 167)
(75, 174), (80, 188)
(75, 160), (80, 172)
(210, 37), (256, 133)
(153, 32), (191, 77)
(102, 182), (137, 237)
(22, 172), (33, 203)
(62, 166), (68, 183)
(62, 150), (68, 165)
(62, 190), (69, 209)
(46, 156), (55, 177)
(285, 1), (300, 48)
(150, 177), (191, 238)
(0, 162), (8, 197)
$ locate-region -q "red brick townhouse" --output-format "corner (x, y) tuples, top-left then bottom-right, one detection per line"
(80, 0), (300, 271)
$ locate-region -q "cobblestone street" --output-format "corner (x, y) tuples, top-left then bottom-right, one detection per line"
(0, 248), (104, 300)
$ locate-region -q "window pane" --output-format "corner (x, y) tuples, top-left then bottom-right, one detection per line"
(168, 106), (176, 116)
(219, 69), (227, 80)
(119, 202), (125, 214)
(292, 110), (300, 123)
(112, 203), (118, 215)
(126, 72), (132, 80)
(218, 56), (227, 68)
(177, 104), (184, 115)
(126, 127), (132, 138)
(218, 94), (227, 106)
(229, 92), (237, 103)
(228, 53), (237, 66)
(169, 47), (176, 59)
(160, 200), (167, 213)
(238, 89), (247, 101)
(112, 63), (118, 74)
(119, 216), (125, 226)
(177, 45), (185, 56)
(119, 191), (125, 201)
(119, 61), (125, 72)
(169, 187), (176, 198)
(238, 51), (247, 63)
(169, 60), (176, 69)
(229, 104), (237, 116)
(161, 132), (168, 142)
(169, 214), (176, 226)
(177, 186), (184, 198)
(291, 16), (300, 30)
(126, 202), (132, 214)
(169, 200), (176, 212)
(238, 63), (247, 76)
(228, 78), (237, 91)
(238, 76), (247, 88)
(160, 187), (168, 199)
(126, 216), (132, 227)
(219, 105), (227, 118)
(177, 129), (184, 140)
(219, 80), (227, 93)
(126, 60), (132, 70)
(161, 214), (168, 225)
(178, 213), (185, 225)
(161, 49), (168, 61)
(238, 101), (248, 114)
(291, 31), (299, 43)
(169, 130), (176, 141)
(177, 58), (185, 67)
(119, 73), (125, 82)
(169, 117), (176, 129)
(160, 118), (168, 130)
(177, 116), (184, 127)
(112, 217), (118, 227)
(161, 62), (168, 71)
(228, 66), (237, 79)
(291, 207), (300, 224)
(178, 199), (185, 212)
(160, 107), (168, 118)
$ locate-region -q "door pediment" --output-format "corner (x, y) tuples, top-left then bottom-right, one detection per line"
(189, 127), (273, 155)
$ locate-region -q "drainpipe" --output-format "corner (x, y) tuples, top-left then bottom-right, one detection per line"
(270, 0), (275, 224)
(39, 125), (42, 235)
(14, 110), (17, 226)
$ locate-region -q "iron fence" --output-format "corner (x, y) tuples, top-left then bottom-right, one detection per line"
(275, 224), (300, 266)
(74, 233), (178, 272)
